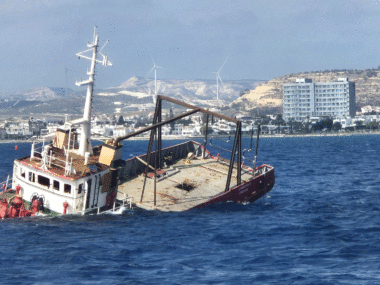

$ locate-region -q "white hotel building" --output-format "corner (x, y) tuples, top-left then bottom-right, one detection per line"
(283, 78), (355, 121)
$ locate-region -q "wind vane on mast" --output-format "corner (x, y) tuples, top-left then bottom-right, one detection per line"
(74, 26), (112, 156)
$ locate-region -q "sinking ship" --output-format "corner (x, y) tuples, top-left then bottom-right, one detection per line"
(1, 28), (275, 218)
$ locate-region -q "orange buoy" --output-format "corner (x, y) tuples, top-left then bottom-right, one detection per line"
(15, 145), (18, 150)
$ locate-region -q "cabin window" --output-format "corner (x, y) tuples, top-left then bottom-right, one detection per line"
(64, 184), (71, 194)
(78, 183), (83, 194)
(37, 175), (50, 188)
(20, 168), (26, 178)
(53, 180), (60, 191)
(28, 172), (35, 183)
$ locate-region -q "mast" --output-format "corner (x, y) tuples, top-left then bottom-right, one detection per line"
(75, 26), (112, 156)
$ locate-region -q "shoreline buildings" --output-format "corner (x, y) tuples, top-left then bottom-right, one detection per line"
(283, 78), (355, 121)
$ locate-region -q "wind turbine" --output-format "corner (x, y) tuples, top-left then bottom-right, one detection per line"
(65, 67), (76, 97)
(212, 57), (229, 101)
(147, 59), (162, 102)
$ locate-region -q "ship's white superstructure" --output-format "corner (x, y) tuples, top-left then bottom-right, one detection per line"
(11, 28), (123, 215)
(13, 154), (109, 214)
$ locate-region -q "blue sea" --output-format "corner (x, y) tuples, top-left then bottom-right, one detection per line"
(0, 135), (379, 284)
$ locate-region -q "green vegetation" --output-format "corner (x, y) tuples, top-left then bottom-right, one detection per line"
(176, 118), (192, 126)
(312, 118), (333, 132)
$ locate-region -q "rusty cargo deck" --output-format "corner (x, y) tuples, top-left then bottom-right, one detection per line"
(112, 95), (275, 212)
(116, 155), (254, 212)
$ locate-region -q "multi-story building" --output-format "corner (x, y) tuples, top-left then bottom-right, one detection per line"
(283, 78), (355, 121)
(6, 122), (33, 137)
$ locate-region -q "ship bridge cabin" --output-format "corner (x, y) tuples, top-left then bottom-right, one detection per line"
(12, 126), (120, 215)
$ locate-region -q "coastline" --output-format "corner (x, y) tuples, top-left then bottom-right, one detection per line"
(1, 130), (379, 144)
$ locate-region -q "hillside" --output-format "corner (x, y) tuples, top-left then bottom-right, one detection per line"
(0, 77), (263, 117)
(0, 87), (74, 101)
(108, 76), (264, 102)
(229, 68), (380, 114)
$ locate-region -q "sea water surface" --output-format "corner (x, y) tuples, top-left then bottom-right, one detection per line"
(0, 135), (379, 284)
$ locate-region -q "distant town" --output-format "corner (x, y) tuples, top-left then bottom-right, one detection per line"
(1, 75), (380, 142)
(0, 105), (379, 142)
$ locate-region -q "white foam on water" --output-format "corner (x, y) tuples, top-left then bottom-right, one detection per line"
(101, 206), (129, 215)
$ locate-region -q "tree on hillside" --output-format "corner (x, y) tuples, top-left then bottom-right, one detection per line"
(312, 117), (333, 132)
(292, 121), (304, 133)
(333, 122), (342, 131)
(367, 121), (379, 130)
(134, 121), (146, 128)
(302, 121), (312, 133)
(355, 121), (364, 130)
(117, 115), (124, 125)
(272, 114), (286, 126)
(176, 118), (192, 126)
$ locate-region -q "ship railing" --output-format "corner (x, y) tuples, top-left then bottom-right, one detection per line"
(31, 151), (67, 170)
(32, 147), (71, 171)
(81, 207), (95, 215)
(0, 174), (13, 192)
(254, 165), (271, 176)
(114, 193), (134, 210)
(81, 195), (133, 215)
(104, 194), (133, 214)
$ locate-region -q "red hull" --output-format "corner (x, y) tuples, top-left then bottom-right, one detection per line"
(0, 189), (42, 219)
(193, 164), (275, 209)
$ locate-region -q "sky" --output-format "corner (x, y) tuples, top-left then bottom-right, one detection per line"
(1, 0), (380, 93)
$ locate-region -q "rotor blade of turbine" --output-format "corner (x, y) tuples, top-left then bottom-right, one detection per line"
(217, 56), (229, 73)
(218, 74), (224, 85)
(147, 66), (155, 76)
(152, 59), (156, 68)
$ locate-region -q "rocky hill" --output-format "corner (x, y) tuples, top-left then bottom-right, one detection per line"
(108, 76), (264, 102)
(4, 69), (380, 118)
(0, 87), (74, 101)
(229, 68), (380, 114)
(0, 77), (264, 116)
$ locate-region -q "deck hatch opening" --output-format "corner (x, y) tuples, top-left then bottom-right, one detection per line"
(175, 179), (195, 192)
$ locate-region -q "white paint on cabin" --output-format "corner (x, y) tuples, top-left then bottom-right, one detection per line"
(12, 161), (109, 214)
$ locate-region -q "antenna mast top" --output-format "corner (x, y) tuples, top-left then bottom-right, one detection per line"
(75, 26), (112, 156)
